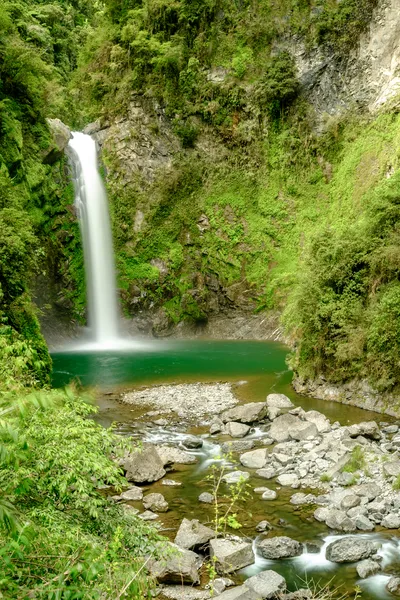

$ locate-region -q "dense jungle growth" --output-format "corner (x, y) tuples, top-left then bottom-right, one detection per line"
(2, 0), (400, 595)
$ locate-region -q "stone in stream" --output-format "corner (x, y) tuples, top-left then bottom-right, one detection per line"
(289, 421), (318, 441)
(256, 520), (272, 532)
(356, 559), (381, 579)
(290, 493), (316, 506)
(222, 471), (250, 484)
(303, 410), (331, 433)
(313, 507), (330, 523)
(209, 538), (255, 574)
(182, 436), (204, 450)
(266, 393), (294, 420)
(220, 403), (268, 424)
(143, 493), (168, 512)
(262, 489), (277, 500)
(256, 467), (276, 479)
(269, 414), (301, 443)
(225, 422), (251, 438)
(347, 421), (381, 440)
(276, 474), (300, 488)
(174, 519), (215, 551)
(325, 537), (376, 563)
(148, 542), (202, 584)
(256, 536), (302, 559)
(240, 449), (268, 469)
(199, 492), (214, 503)
(159, 587), (211, 600)
(325, 509), (356, 532)
(387, 577), (400, 595)
(355, 515), (374, 531)
(210, 418), (224, 435)
(211, 578), (235, 595)
(210, 586), (259, 600)
(162, 479), (182, 487)
(244, 570), (287, 598)
(156, 445), (198, 465)
(383, 461), (400, 477)
(139, 510), (159, 520)
(381, 513), (400, 529)
(122, 445), (166, 483)
(222, 440), (255, 454)
(120, 486), (144, 501)
(340, 494), (360, 510)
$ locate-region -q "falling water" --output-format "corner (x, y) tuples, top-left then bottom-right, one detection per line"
(68, 132), (120, 346)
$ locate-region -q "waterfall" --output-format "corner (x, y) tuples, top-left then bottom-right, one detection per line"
(68, 132), (120, 346)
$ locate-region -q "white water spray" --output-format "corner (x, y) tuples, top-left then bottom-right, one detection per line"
(68, 132), (120, 347)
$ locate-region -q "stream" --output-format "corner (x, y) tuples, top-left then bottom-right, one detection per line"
(52, 340), (400, 599)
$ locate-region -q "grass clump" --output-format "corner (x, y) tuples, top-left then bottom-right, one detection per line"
(342, 446), (366, 474)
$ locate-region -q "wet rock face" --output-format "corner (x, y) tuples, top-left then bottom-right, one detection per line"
(45, 118), (71, 163)
(122, 445), (166, 483)
(174, 519), (215, 551)
(325, 537), (376, 563)
(209, 538), (255, 574)
(148, 543), (202, 585)
(256, 537), (303, 560)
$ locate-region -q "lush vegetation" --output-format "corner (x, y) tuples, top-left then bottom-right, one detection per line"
(0, 387), (161, 598)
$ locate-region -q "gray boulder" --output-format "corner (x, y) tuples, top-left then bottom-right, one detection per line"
(222, 471), (250, 485)
(262, 489), (278, 500)
(289, 421), (318, 441)
(269, 414), (303, 443)
(182, 436), (204, 450)
(325, 537), (376, 563)
(325, 509), (356, 532)
(276, 474), (299, 488)
(256, 467), (276, 479)
(226, 422), (251, 438)
(156, 445), (198, 465)
(355, 515), (374, 531)
(148, 543), (202, 584)
(160, 588), (211, 600)
(199, 492), (214, 504)
(356, 559), (381, 579)
(143, 493), (168, 512)
(340, 494), (360, 510)
(387, 577), (400, 595)
(256, 520), (272, 532)
(221, 403), (268, 424)
(266, 394), (294, 420)
(222, 440), (255, 454)
(120, 486), (144, 501)
(212, 587), (259, 600)
(209, 538), (254, 574)
(257, 536), (302, 559)
(240, 449), (268, 469)
(244, 570), (287, 598)
(303, 410), (331, 433)
(353, 483), (381, 501)
(175, 519), (215, 550)
(383, 461), (400, 477)
(123, 445), (166, 483)
(348, 421), (381, 440)
(381, 513), (400, 529)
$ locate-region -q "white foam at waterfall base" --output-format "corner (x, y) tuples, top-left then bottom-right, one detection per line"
(67, 132), (136, 351)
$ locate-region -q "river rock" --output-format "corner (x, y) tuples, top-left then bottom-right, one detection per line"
(211, 578), (235, 595)
(325, 509), (356, 532)
(159, 587), (211, 600)
(139, 510), (159, 520)
(325, 537), (376, 563)
(262, 488), (277, 500)
(289, 421), (318, 441)
(199, 492), (214, 503)
(182, 436), (204, 449)
(276, 474), (300, 488)
(222, 440), (255, 454)
(314, 507), (330, 522)
(387, 577), (400, 595)
(290, 493), (316, 505)
(211, 586), (259, 600)
(284, 591), (313, 600)
(256, 520), (272, 532)
(356, 559), (381, 579)
(303, 410), (331, 433)
(143, 493), (168, 512)
(340, 494), (360, 510)
(148, 542), (202, 584)
(240, 449), (268, 469)
(257, 536), (302, 559)
(355, 515), (374, 531)
(226, 422), (251, 438)
(256, 467), (276, 479)
(353, 483), (381, 501)
(221, 403), (268, 424)
(209, 538), (254, 574)
(162, 479), (182, 486)
(120, 486), (144, 501)
(383, 461), (400, 477)
(156, 445), (198, 465)
(175, 519), (215, 550)
(269, 414), (300, 443)
(244, 570), (287, 598)
(123, 445), (166, 483)
(222, 471), (250, 484)
(210, 418), (224, 434)
(381, 513), (400, 529)
(347, 421), (381, 440)
(266, 394), (294, 420)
